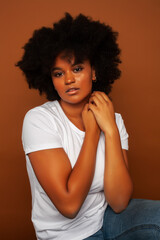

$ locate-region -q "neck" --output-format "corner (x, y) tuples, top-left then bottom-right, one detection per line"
(59, 96), (90, 119)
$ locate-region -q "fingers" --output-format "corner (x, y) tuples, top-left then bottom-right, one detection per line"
(88, 91), (114, 117)
(89, 94), (103, 107)
(91, 91), (111, 103)
(89, 91), (110, 109)
(83, 103), (89, 110)
(88, 103), (97, 116)
(83, 103), (94, 116)
(83, 103), (93, 115)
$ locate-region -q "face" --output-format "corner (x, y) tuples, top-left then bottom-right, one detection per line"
(51, 53), (95, 106)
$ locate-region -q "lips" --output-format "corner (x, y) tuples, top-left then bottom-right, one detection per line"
(66, 87), (79, 93)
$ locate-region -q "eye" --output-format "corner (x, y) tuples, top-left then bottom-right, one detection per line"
(73, 66), (83, 73)
(53, 71), (63, 78)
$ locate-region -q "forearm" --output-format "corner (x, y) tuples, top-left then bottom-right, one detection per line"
(64, 130), (100, 217)
(104, 127), (133, 213)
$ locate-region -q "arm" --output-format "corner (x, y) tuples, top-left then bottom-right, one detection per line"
(28, 104), (100, 219)
(88, 92), (133, 213)
(103, 130), (133, 213)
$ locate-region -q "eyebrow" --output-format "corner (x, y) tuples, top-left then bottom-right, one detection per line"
(51, 62), (84, 73)
(51, 67), (62, 72)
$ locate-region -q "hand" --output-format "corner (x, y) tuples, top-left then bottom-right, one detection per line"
(82, 103), (100, 135)
(88, 91), (117, 135)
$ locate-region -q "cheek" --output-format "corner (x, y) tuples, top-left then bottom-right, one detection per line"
(77, 72), (92, 87)
(82, 75), (93, 91)
(52, 79), (62, 92)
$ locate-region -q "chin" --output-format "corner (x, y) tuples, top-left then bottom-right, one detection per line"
(62, 97), (89, 105)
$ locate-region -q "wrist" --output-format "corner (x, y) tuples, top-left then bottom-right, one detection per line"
(103, 125), (119, 138)
(85, 128), (100, 142)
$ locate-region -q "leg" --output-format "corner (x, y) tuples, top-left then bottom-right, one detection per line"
(103, 199), (160, 240)
(83, 228), (104, 240)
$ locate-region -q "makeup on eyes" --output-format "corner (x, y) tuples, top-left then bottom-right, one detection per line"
(51, 64), (84, 78)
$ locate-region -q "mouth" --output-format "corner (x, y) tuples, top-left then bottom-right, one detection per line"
(66, 87), (80, 95)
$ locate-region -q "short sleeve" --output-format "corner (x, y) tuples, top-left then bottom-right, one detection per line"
(115, 113), (129, 150)
(22, 108), (63, 155)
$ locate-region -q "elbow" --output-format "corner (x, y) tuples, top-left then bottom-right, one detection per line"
(112, 202), (128, 214)
(50, 194), (82, 219)
(64, 213), (78, 219)
(59, 204), (80, 219)
(63, 210), (78, 219)
(110, 184), (133, 214)
(110, 197), (131, 214)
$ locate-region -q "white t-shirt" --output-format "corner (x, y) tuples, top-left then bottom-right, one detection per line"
(22, 100), (129, 240)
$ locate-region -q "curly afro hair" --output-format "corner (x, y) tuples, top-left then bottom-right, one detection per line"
(16, 13), (121, 100)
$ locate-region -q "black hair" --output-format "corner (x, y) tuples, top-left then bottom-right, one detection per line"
(16, 13), (121, 100)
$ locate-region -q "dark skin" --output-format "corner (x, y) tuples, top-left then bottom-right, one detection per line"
(28, 53), (133, 218)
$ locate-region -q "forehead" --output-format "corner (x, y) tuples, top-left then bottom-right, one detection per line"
(53, 49), (90, 67)
(55, 52), (75, 65)
(51, 51), (91, 71)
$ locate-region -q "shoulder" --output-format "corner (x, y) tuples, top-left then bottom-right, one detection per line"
(115, 112), (129, 150)
(24, 101), (57, 117)
(22, 101), (63, 154)
(23, 101), (59, 125)
(115, 112), (129, 139)
(115, 113), (124, 129)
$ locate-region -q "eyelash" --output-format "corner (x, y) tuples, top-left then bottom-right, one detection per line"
(53, 72), (63, 77)
(53, 66), (83, 78)
(73, 66), (83, 72)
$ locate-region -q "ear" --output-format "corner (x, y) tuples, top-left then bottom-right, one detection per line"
(91, 67), (96, 81)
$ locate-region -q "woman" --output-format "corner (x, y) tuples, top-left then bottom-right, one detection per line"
(17, 13), (160, 240)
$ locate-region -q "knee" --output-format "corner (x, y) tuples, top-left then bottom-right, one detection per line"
(128, 199), (160, 226)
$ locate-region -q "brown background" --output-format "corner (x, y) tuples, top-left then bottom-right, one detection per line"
(0, 0), (160, 239)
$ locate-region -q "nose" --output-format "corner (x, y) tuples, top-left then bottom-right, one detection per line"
(65, 71), (75, 85)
